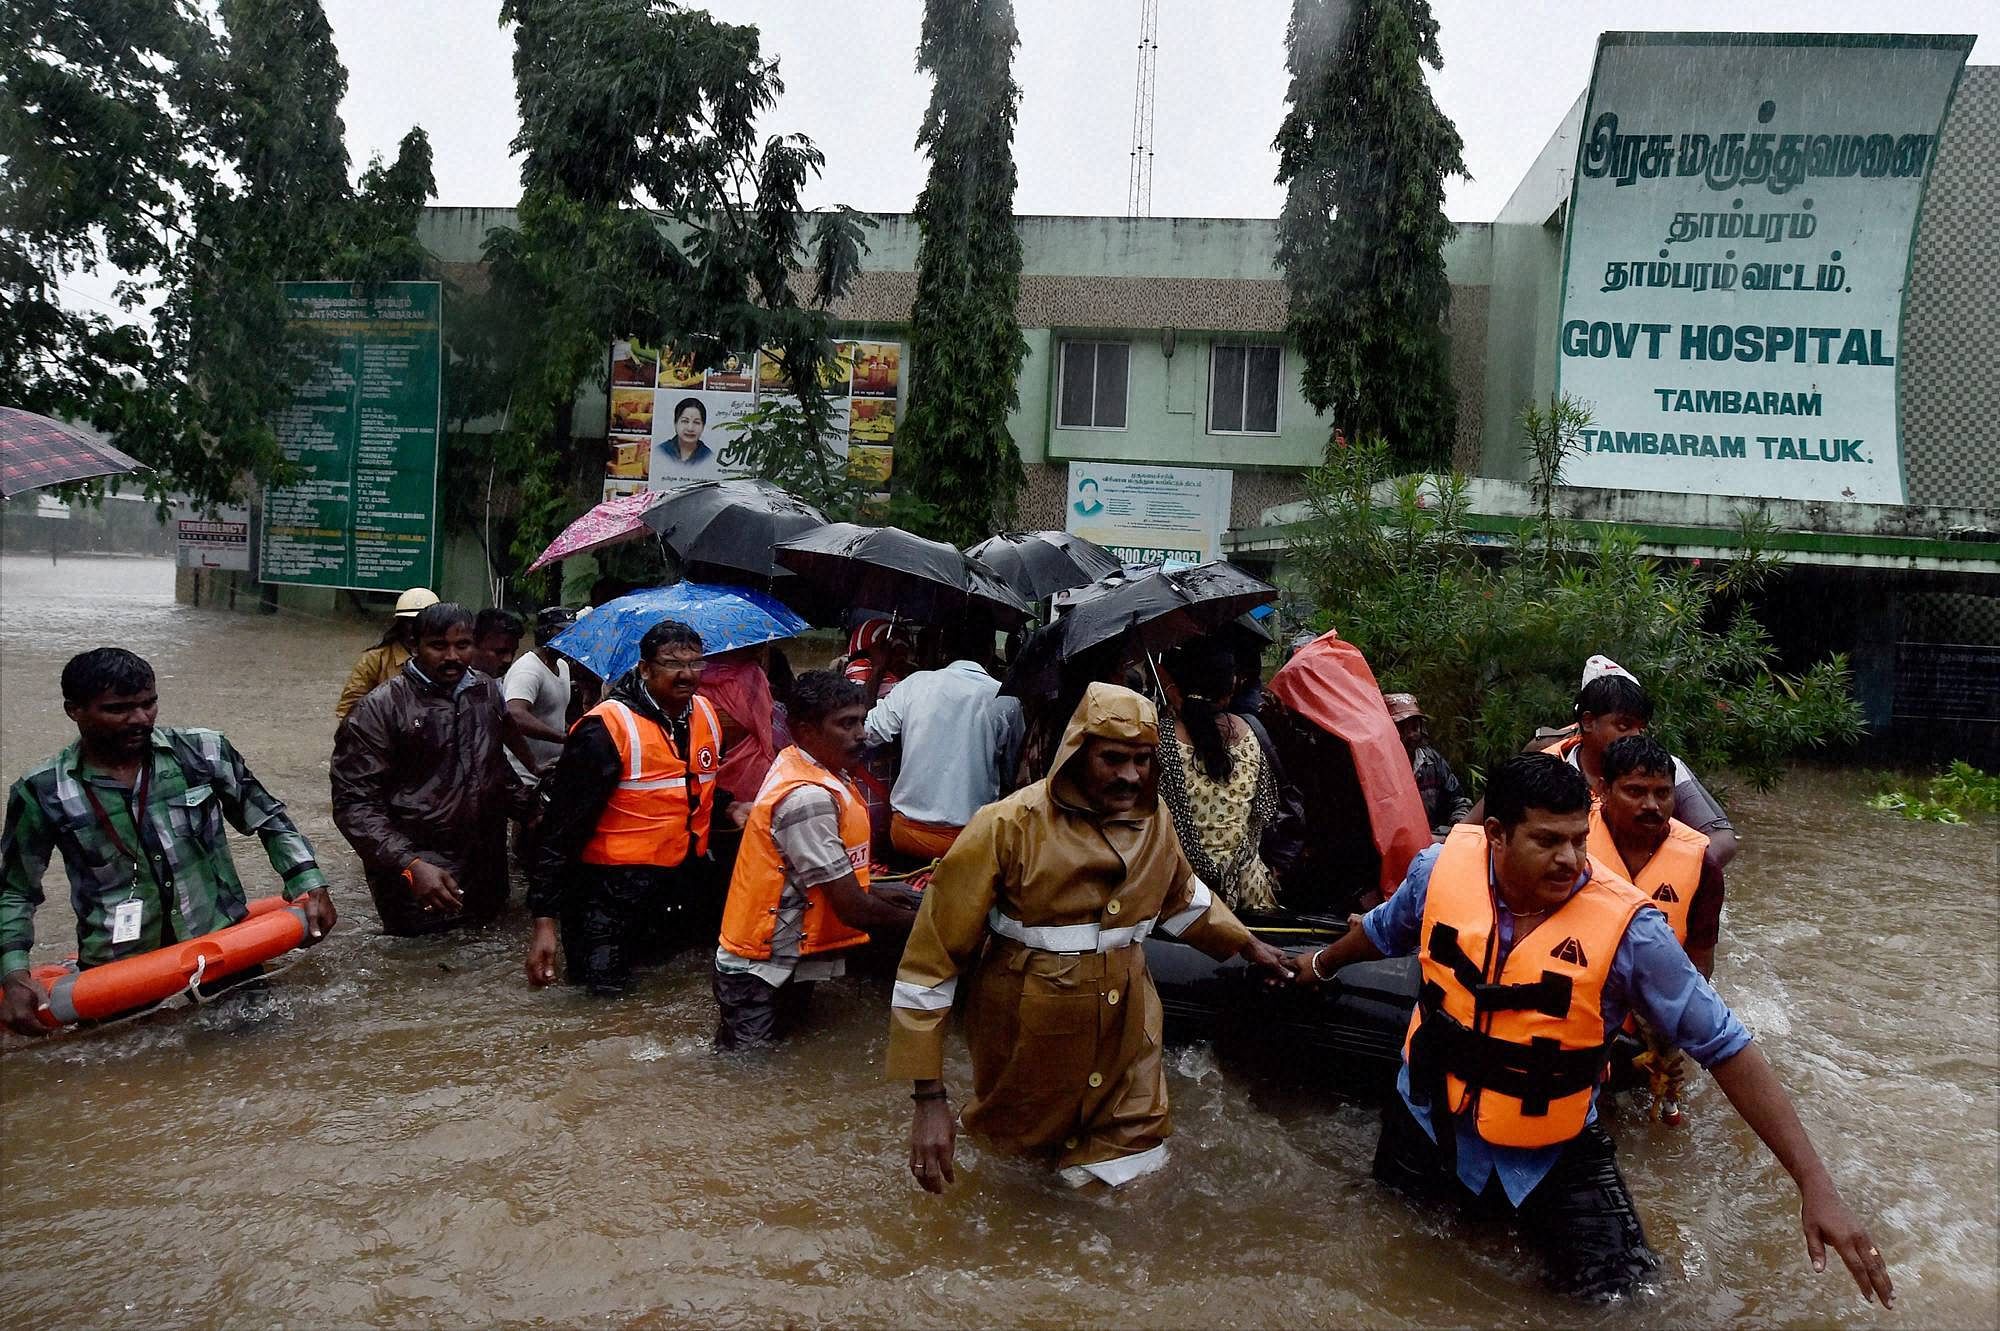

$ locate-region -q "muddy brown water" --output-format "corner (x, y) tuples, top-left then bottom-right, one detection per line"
(1, 554), (1994, 1329)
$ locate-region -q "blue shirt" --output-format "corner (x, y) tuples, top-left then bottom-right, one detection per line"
(1363, 843), (1752, 1205)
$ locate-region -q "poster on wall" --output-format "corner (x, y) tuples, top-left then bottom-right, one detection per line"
(600, 338), (899, 501)
(1064, 461), (1232, 564)
(261, 281), (442, 590)
(1555, 33), (1971, 505)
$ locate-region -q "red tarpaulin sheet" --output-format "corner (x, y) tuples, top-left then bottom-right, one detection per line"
(1268, 630), (1432, 897)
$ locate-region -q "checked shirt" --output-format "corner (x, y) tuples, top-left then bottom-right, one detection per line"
(1, 727), (327, 974)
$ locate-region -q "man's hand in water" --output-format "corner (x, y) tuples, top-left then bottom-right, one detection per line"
(525, 918), (560, 987)
(1238, 935), (1297, 987)
(407, 859), (462, 915)
(296, 887), (337, 945)
(1802, 1176), (1894, 1308)
(909, 1080), (956, 1193)
(0, 970), (49, 1036)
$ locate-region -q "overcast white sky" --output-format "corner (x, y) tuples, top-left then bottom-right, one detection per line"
(323, 0), (1991, 222)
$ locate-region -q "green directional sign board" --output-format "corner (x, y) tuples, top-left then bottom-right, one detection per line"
(260, 281), (442, 591)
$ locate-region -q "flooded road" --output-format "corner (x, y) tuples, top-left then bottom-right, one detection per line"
(1, 554), (1995, 1328)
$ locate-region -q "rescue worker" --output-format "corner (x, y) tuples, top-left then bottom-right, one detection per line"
(712, 671), (922, 1049)
(1294, 754), (1892, 1305)
(524, 619), (738, 996)
(1537, 656), (1738, 868)
(892, 683), (1296, 1191)
(2, 648), (336, 1034)
(1592, 733), (1727, 1126)
(333, 586), (437, 722)
(1592, 734), (1723, 979)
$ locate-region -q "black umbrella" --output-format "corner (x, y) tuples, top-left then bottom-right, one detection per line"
(1002, 561), (1276, 697)
(637, 478), (827, 580)
(965, 530), (1123, 602)
(773, 523), (1033, 626)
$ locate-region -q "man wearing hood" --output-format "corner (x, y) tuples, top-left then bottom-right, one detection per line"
(524, 619), (743, 995)
(890, 683), (1296, 1190)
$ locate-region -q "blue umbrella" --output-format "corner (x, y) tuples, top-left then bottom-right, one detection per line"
(547, 581), (809, 684)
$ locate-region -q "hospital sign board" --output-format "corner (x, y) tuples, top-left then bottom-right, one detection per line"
(1556, 33), (1971, 504)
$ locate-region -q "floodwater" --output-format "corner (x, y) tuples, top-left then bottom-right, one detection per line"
(0, 554), (1994, 1329)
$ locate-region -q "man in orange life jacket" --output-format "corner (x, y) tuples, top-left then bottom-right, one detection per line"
(1594, 734), (1723, 979)
(524, 620), (741, 996)
(1295, 754), (1890, 1306)
(713, 671), (923, 1049)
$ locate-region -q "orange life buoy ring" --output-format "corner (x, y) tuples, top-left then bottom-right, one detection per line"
(29, 895), (308, 1029)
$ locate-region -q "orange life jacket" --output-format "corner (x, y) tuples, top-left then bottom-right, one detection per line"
(719, 746), (873, 961)
(1403, 824), (1649, 1149)
(578, 696), (721, 868)
(1587, 810), (1708, 945)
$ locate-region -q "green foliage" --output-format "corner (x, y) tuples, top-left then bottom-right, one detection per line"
(723, 397), (935, 531)
(1, 0), (214, 488)
(1291, 429), (1866, 791)
(2, 0), (435, 506)
(1274, 0), (1467, 470)
(897, 0), (1029, 547)
(474, 0), (869, 593)
(1866, 762), (2000, 822)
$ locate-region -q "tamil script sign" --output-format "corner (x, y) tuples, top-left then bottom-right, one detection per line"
(1065, 461), (1232, 563)
(261, 282), (442, 591)
(1556, 33), (1971, 503)
(175, 504), (251, 571)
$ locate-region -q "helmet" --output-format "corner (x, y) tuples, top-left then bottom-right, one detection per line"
(393, 587), (440, 618)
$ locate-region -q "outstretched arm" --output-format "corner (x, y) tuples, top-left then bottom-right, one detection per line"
(1709, 1044), (1893, 1307)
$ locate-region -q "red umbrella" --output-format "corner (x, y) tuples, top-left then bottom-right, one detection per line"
(0, 407), (147, 498)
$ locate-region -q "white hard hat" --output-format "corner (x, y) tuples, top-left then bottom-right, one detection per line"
(394, 587), (440, 617)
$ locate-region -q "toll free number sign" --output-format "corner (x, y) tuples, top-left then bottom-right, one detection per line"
(1556, 33), (1970, 503)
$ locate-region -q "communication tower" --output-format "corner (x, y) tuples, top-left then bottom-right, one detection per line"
(1126, 0), (1159, 218)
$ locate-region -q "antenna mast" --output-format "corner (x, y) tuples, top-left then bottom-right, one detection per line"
(1126, 0), (1159, 218)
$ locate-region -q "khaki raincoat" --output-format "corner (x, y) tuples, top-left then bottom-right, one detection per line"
(887, 683), (1252, 1182)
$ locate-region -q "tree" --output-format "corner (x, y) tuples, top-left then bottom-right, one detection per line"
(479, 0), (871, 585)
(897, 0), (1028, 547)
(1290, 430), (1864, 790)
(1, 0), (434, 506)
(1274, 0), (1466, 470)
(0, 0), (214, 461)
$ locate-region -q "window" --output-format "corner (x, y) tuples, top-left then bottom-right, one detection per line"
(1208, 343), (1282, 435)
(1057, 340), (1130, 430)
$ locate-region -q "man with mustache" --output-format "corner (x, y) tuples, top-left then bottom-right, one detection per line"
(1591, 733), (1725, 1126)
(891, 682), (1296, 1190)
(1, 648), (336, 1034)
(332, 602), (529, 935)
(1293, 753), (1889, 1306)
(1592, 734), (1722, 980)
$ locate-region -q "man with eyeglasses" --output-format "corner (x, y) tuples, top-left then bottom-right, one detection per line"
(524, 619), (745, 995)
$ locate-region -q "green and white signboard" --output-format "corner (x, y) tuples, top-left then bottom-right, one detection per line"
(260, 281), (442, 591)
(1556, 33), (1972, 504)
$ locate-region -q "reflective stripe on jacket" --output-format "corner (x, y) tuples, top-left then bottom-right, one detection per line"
(719, 746), (872, 961)
(577, 696), (720, 868)
(1586, 811), (1708, 945)
(1402, 824), (1649, 1149)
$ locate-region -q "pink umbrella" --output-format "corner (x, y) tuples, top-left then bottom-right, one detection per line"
(526, 490), (665, 572)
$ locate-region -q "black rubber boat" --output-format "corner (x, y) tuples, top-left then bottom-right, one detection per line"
(1143, 913), (1418, 1099)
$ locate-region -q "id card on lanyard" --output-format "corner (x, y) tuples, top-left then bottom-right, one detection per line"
(82, 761), (153, 945)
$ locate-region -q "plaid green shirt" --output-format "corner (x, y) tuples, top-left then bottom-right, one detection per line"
(0, 727), (328, 974)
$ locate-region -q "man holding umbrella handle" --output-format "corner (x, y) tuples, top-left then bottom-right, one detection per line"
(525, 620), (746, 995)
